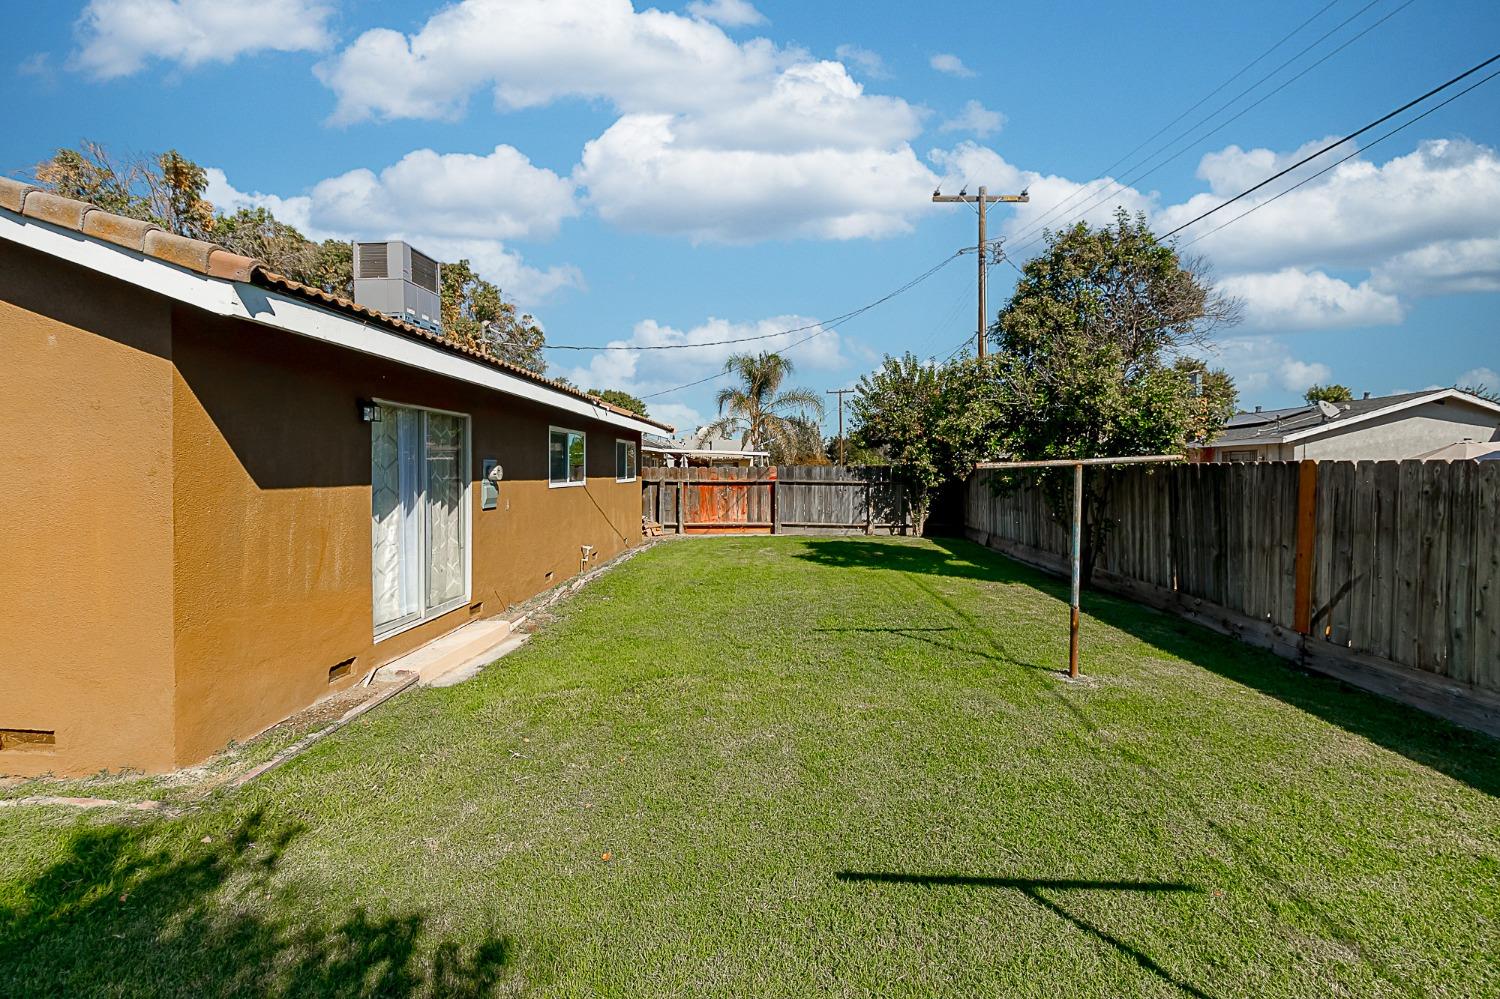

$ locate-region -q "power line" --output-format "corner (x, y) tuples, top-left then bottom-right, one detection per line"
(636, 251), (965, 400)
(1009, 0), (1345, 245)
(1011, 0), (1416, 252)
(1163, 50), (1500, 240)
(545, 250), (962, 353)
(1180, 64), (1500, 248)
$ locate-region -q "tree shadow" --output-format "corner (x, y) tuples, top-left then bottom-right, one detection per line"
(835, 871), (1215, 999)
(796, 536), (1500, 797)
(0, 808), (520, 997)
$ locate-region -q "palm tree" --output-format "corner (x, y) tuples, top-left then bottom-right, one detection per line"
(708, 352), (825, 459)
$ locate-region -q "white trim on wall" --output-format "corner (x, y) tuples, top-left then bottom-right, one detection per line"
(548, 425), (587, 488)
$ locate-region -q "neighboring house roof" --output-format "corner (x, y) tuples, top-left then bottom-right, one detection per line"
(1207, 389), (1500, 447)
(642, 425), (770, 457)
(0, 177), (673, 435)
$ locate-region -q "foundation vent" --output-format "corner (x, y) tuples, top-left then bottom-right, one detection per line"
(328, 658), (356, 683)
(0, 728), (56, 751)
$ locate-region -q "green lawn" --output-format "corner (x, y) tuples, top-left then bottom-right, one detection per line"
(3, 536), (1497, 998)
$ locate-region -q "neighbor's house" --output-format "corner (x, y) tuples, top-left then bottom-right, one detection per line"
(642, 427), (771, 467)
(1193, 389), (1500, 462)
(0, 179), (672, 777)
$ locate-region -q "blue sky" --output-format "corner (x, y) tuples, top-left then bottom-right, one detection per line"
(5, 0), (1499, 433)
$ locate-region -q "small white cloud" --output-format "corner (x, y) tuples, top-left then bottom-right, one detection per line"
(1458, 367), (1500, 390)
(1278, 358), (1333, 393)
(1217, 268), (1404, 331)
(929, 53), (975, 78)
(1370, 238), (1500, 297)
(647, 402), (704, 432)
(686, 0), (767, 27)
(939, 100), (1005, 138)
(1196, 337), (1332, 397)
(73, 0), (333, 79)
(835, 43), (888, 79)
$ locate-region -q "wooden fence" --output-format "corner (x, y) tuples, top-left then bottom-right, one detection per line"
(965, 460), (1500, 734)
(642, 465), (911, 535)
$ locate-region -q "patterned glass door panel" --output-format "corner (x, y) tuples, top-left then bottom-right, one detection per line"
(372, 408), (420, 632)
(424, 412), (466, 611)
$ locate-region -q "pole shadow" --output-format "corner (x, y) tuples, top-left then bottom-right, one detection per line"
(836, 871), (1214, 999)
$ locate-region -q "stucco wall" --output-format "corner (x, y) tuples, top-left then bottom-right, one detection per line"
(1293, 401), (1500, 461)
(168, 307), (642, 767)
(0, 243), (178, 777)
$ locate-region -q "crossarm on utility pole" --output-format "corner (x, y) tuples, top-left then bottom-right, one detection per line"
(931, 185), (1028, 358)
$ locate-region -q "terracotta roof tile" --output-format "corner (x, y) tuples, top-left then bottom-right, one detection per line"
(1, 185), (675, 433)
(81, 210), (160, 252)
(21, 190), (92, 230)
(0, 176), (36, 214)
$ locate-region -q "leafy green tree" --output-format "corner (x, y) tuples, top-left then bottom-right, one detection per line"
(851, 352), (1007, 533)
(1304, 383), (1353, 404)
(588, 388), (650, 417)
(992, 210), (1240, 582)
(707, 352), (824, 456)
(769, 416), (830, 465)
(440, 259), (547, 374)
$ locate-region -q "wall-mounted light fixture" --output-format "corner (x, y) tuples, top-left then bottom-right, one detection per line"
(358, 399), (382, 423)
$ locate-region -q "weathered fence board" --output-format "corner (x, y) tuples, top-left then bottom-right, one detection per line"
(965, 459), (1500, 708)
(642, 465), (911, 535)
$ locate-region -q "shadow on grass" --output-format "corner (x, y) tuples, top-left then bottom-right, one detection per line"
(836, 871), (1214, 999)
(0, 809), (519, 997)
(795, 536), (1500, 798)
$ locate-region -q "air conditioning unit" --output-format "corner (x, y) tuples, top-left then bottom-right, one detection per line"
(352, 241), (442, 331)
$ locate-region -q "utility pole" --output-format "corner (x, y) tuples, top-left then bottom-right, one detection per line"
(931, 184), (1028, 358)
(826, 388), (854, 465)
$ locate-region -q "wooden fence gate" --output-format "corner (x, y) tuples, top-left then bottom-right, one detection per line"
(641, 465), (911, 535)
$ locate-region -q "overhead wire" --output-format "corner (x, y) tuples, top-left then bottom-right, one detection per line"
(1162, 50), (1500, 240)
(1009, 0), (1346, 244)
(1179, 64), (1500, 248)
(1010, 0), (1417, 253)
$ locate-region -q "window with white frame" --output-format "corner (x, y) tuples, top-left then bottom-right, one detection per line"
(550, 427), (586, 486)
(615, 439), (637, 481)
(371, 403), (470, 639)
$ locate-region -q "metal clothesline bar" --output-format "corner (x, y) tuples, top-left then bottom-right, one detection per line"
(974, 454), (1184, 470)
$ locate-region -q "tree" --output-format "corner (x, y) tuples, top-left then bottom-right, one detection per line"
(33, 142), (213, 239)
(440, 259), (547, 374)
(769, 416), (830, 465)
(992, 209), (1240, 582)
(589, 388), (649, 417)
(1304, 383), (1353, 404)
(1459, 382), (1500, 404)
(851, 353), (1007, 533)
(707, 352), (824, 457)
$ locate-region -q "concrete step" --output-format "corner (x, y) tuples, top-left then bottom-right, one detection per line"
(373, 618), (517, 686)
(426, 632), (531, 688)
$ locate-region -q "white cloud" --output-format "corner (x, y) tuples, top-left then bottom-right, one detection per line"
(835, 44), (888, 79)
(205, 150), (584, 305)
(316, 0), (785, 123)
(1217, 269), (1403, 331)
(1196, 337), (1332, 397)
(928, 142), (1156, 238)
(1458, 367), (1500, 390)
(73, 0), (332, 79)
(560, 315), (855, 402)
(645, 402), (704, 433)
(939, 100), (1005, 138)
(1370, 237), (1500, 296)
(1164, 139), (1500, 276)
(929, 53), (974, 78)
(686, 0), (766, 27)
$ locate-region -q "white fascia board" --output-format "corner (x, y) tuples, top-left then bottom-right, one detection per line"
(0, 210), (665, 438)
(1278, 390), (1500, 444)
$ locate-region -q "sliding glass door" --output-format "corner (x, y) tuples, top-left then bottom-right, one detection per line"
(372, 404), (469, 637)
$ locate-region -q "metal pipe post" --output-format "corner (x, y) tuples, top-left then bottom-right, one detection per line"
(1068, 461), (1083, 678)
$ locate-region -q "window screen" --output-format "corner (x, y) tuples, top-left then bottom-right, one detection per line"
(616, 440), (637, 481)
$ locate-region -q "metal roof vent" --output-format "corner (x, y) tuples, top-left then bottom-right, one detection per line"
(352, 241), (442, 331)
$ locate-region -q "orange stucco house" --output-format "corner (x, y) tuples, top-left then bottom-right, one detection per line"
(0, 179), (671, 777)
